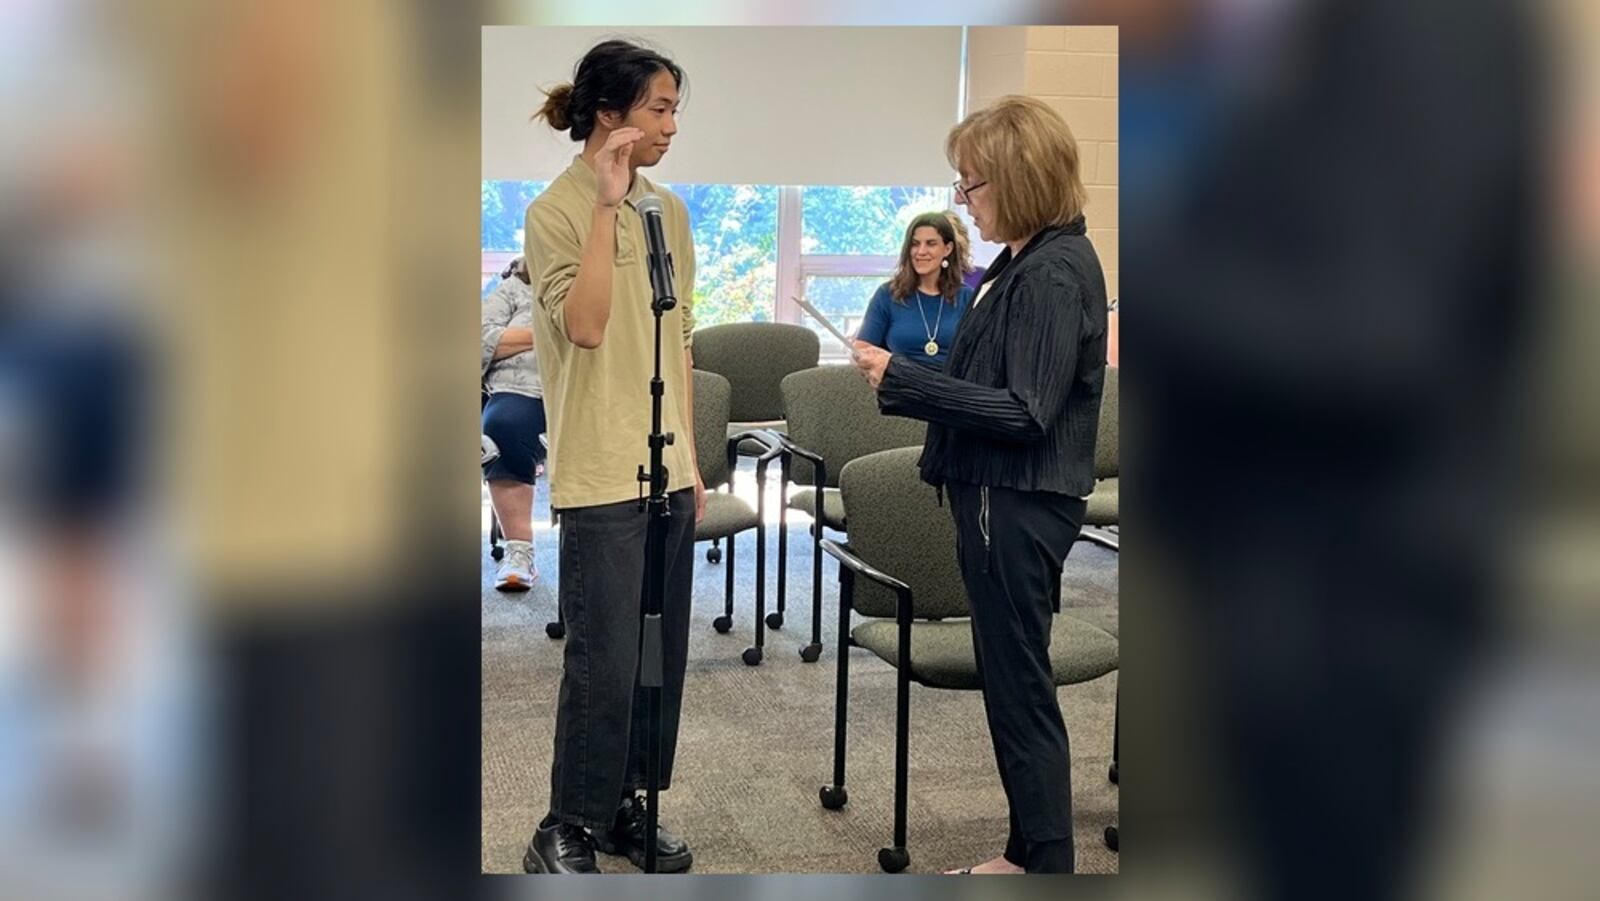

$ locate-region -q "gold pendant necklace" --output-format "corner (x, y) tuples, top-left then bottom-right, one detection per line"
(915, 289), (944, 356)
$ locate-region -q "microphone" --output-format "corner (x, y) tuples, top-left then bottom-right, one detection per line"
(635, 194), (677, 311)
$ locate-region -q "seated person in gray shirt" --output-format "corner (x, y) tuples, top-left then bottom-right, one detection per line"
(481, 257), (547, 590)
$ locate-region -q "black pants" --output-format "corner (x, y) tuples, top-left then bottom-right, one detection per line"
(947, 481), (1086, 874)
(548, 488), (696, 831)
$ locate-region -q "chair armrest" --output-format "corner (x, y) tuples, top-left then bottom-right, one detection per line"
(819, 538), (907, 593)
(820, 538), (913, 628)
(725, 429), (783, 487)
(825, 540), (915, 672)
(765, 431), (828, 489)
(766, 430), (822, 465)
(728, 428), (783, 466)
(729, 427), (785, 462)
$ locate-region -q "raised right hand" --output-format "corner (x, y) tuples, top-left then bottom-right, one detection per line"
(595, 127), (645, 209)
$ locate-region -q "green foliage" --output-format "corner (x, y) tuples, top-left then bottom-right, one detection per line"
(672, 184), (778, 326)
(481, 181), (548, 251)
(802, 186), (951, 255)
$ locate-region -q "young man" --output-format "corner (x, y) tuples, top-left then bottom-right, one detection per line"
(520, 41), (705, 875)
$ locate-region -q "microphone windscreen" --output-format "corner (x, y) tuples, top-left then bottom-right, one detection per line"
(636, 194), (665, 216)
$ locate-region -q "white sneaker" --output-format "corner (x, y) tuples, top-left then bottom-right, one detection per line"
(495, 540), (535, 591)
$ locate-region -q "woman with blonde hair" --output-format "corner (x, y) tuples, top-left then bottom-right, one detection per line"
(851, 95), (1109, 874)
(855, 211), (975, 369)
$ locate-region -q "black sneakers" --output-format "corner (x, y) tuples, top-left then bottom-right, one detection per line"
(592, 794), (694, 873)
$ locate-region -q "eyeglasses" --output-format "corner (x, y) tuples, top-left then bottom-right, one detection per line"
(952, 179), (989, 203)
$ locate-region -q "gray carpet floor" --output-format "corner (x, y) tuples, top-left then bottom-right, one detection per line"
(481, 469), (1119, 874)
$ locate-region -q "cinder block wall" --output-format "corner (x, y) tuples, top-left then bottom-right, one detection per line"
(966, 26), (1119, 304)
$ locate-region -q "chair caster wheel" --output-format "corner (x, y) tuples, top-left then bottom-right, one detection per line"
(712, 615), (733, 634)
(800, 643), (822, 663)
(819, 785), (848, 810)
(706, 546), (722, 564)
(545, 622), (565, 640)
(1104, 825), (1118, 852)
(490, 545), (505, 561)
(1109, 762), (1118, 784)
(877, 847), (910, 873)
(765, 612), (784, 630)
(742, 647), (762, 666)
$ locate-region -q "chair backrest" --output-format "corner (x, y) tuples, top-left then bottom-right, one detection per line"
(692, 369), (734, 489)
(692, 322), (820, 423)
(1095, 365), (1118, 480)
(781, 366), (926, 488)
(838, 447), (969, 621)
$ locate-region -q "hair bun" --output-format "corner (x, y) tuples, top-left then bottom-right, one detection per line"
(536, 83), (575, 131)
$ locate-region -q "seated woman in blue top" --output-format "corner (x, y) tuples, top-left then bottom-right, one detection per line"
(855, 211), (975, 369)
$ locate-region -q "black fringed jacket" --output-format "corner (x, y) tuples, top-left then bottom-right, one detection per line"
(877, 217), (1108, 497)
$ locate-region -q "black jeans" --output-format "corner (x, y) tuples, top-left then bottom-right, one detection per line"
(548, 488), (696, 831)
(947, 481), (1086, 874)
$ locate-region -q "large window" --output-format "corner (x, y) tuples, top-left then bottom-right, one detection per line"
(481, 180), (951, 350)
(481, 180), (547, 295)
(481, 180), (548, 252)
(795, 185), (950, 359)
(801, 186), (949, 255)
(800, 275), (885, 341)
(673, 184), (779, 327)
(481, 181), (778, 321)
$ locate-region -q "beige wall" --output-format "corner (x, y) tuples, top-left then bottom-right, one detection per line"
(485, 27), (963, 186)
(966, 26), (1119, 303)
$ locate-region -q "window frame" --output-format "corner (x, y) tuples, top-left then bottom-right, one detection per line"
(780, 184), (952, 324)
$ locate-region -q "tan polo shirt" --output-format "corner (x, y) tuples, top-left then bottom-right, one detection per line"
(524, 156), (697, 510)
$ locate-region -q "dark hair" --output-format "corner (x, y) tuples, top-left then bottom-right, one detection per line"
(500, 256), (529, 285)
(534, 39), (685, 142)
(888, 212), (970, 304)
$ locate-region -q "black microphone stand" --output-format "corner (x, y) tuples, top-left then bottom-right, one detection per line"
(635, 200), (677, 874)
